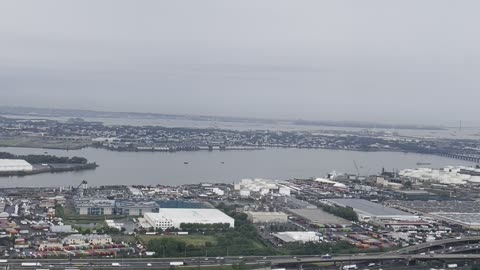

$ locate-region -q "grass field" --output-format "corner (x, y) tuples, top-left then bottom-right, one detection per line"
(138, 235), (217, 247)
(112, 234), (137, 244)
(0, 136), (90, 149)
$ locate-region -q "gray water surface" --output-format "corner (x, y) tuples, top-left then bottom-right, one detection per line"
(0, 147), (475, 188)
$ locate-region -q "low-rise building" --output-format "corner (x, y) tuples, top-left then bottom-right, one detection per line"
(38, 242), (63, 251)
(395, 190), (436, 201)
(74, 199), (115, 216)
(50, 225), (74, 233)
(246, 211), (289, 224)
(63, 234), (112, 245)
(273, 231), (320, 243)
(115, 200), (158, 216)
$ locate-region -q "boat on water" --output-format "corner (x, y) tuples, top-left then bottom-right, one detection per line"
(416, 162), (431, 166)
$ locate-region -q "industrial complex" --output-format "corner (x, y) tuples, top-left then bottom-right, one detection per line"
(0, 160), (480, 269)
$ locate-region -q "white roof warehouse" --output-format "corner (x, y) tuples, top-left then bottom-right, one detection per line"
(144, 208), (235, 230)
(0, 159), (33, 172)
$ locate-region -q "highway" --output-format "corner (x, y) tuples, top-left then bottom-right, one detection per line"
(7, 236), (480, 269)
(0, 257), (260, 269)
(1, 253), (480, 269)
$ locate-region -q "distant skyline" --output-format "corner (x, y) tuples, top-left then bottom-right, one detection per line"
(1, 0), (480, 126)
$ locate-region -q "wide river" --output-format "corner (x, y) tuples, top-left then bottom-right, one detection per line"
(0, 147), (476, 188)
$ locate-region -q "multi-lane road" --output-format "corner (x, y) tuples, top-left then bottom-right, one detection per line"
(1, 252), (480, 269)
(4, 237), (480, 269)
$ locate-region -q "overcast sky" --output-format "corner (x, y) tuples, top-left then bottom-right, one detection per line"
(1, 0), (479, 125)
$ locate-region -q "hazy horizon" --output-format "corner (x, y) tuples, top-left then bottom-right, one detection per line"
(0, 105), (458, 128)
(2, 0), (480, 127)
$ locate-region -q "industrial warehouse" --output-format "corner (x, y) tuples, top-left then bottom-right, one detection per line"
(0, 159), (33, 172)
(74, 198), (207, 216)
(144, 208), (235, 230)
(390, 200), (480, 229)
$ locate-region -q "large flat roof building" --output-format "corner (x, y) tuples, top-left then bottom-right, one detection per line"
(144, 208), (235, 230)
(390, 200), (480, 229)
(286, 208), (352, 226)
(0, 159), (33, 172)
(326, 199), (418, 221)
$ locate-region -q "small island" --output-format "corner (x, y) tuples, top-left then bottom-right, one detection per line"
(0, 152), (98, 176)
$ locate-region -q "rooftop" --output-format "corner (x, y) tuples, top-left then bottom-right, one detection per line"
(431, 213), (480, 226)
(115, 200), (158, 208)
(75, 199), (115, 208)
(390, 200), (480, 213)
(287, 208), (351, 225)
(246, 211), (288, 217)
(63, 234), (111, 241)
(397, 190), (433, 195)
(0, 159), (32, 166)
(145, 208), (234, 224)
(273, 231), (319, 243)
(327, 199), (411, 217)
(0, 159), (32, 172)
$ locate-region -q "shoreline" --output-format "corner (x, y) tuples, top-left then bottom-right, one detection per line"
(0, 143), (460, 157)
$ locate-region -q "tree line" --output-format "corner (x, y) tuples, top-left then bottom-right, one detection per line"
(0, 152), (88, 164)
(320, 204), (359, 222)
(180, 223), (231, 232)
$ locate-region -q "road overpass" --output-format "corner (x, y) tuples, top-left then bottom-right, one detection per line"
(394, 236), (480, 254)
(270, 253), (480, 264)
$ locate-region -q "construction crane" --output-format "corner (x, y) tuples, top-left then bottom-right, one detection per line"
(353, 160), (360, 177)
(70, 180), (88, 196)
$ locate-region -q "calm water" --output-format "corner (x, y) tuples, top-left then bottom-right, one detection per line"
(0, 147), (476, 188)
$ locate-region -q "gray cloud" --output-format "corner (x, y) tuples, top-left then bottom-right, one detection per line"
(1, 0), (480, 126)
